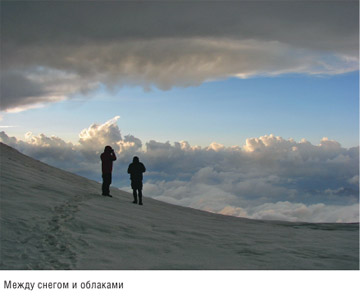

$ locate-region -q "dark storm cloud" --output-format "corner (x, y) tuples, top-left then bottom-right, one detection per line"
(1, 1), (358, 110)
(2, 1), (357, 51)
(0, 71), (46, 110)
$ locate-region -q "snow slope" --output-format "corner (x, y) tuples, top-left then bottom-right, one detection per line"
(0, 142), (358, 270)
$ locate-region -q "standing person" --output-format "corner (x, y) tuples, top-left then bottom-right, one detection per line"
(100, 145), (117, 197)
(127, 156), (146, 205)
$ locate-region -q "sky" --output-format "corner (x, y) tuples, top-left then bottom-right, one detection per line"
(0, 0), (359, 222)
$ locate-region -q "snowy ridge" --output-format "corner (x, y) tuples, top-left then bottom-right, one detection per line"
(0, 142), (358, 270)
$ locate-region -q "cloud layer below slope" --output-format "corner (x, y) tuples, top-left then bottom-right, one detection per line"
(1, 117), (358, 223)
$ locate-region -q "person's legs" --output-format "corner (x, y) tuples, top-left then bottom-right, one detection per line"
(102, 175), (106, 195)
(131, 181), (137, 203)
(132, 189), (138, 203)
(102, 174), (108, 195)
(102, 173), (112, 196)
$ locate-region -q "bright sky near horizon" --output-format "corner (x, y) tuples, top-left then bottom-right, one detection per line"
(1, 71), (359, 148)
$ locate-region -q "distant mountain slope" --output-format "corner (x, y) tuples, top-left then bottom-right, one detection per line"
(0, 142), (358, 269)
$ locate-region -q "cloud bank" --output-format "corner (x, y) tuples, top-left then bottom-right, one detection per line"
(1, 117), (358, 223)
(1, 1), (358, 111)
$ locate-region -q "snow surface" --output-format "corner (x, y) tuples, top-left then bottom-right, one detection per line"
(0, 142), (358, 270)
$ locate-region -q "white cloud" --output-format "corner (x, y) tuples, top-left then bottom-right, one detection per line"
(1, 117), (358, 222)
(243, 134), (296, 153)
(207, 142), (226, 152)
(348, 175), (359, 185)
(250, 202), (360, 223)
(79, 116), (121, 152)
(218, 201), (359, 223)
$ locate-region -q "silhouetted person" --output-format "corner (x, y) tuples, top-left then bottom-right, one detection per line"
(100, 145), (117, 197)
(127, 156), (146, 205)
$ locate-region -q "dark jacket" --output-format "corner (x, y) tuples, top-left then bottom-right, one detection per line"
(100, 149), (117, 174)
(128, 161), (146, 182)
